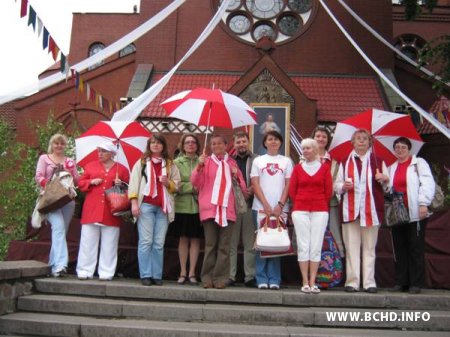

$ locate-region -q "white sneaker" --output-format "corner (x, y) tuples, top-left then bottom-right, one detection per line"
(269, 284), (280, 290)
(311, 285), (321, 294)
(301, 285), (311, 294)
(258, 283), (268, 289)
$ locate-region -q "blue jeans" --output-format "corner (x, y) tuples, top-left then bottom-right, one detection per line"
(47, 201), (75, 274)
(137, 203), (168, 279)
(253, 211), (281, 286)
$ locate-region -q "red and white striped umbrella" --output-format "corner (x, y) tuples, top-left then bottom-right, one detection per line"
(160, 88), (257, 129)
(329, 108), (424, 166)
(76, 121), (151, 172)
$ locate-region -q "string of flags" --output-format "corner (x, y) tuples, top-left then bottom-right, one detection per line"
(18, 0), (69, 73)
(72, 70), (121, 115)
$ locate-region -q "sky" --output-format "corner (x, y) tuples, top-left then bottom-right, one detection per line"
(0, 0), (140, 98)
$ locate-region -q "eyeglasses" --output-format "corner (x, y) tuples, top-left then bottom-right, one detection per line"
(184, 141), (197, 145)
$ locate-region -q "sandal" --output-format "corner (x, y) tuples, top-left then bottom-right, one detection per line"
(177, 275), (186, 285)
(301, 285), (311, 294)
(188, 276), (198, 285)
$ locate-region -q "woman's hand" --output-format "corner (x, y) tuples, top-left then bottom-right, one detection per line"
(91, 178), (103, 186)
(114, 178), (122, 186)
(159, 175), (168, 187)
(419, 205), (428, 220)
(342, 179), (353, 192)
(375, 169), (389, 184)
(262, 202), (273, 217)
(273, 204), (282, 217)
(131, 200), (140, 218)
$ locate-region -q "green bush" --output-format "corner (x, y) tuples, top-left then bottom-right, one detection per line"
(0, 115), (75, 260)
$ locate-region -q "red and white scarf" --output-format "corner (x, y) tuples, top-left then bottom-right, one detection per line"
(211, 153), (232, 227)
(143, 157), (172, 214)
(342, 151), (379, 227)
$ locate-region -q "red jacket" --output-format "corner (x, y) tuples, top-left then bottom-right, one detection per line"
(289, 163), (332, 212)
(79, 161), (130, 227)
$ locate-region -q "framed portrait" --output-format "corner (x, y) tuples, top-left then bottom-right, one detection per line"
(250, 103), (290, 156)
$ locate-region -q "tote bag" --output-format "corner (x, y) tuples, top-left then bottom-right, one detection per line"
(255, 214), (291, 252)
(232, 177), (247, 215)
(38, 172), (73, 214)
(316, 228), (343, 289)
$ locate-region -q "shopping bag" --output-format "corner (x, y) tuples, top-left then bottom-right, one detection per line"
(105, 183), (131, 216)
(38, 172), (73, 214)
(316, 228), (343, 289)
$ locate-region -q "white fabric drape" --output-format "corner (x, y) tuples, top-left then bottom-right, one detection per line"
(0, 0), (187, 105)
(319, 0), (450, 139)
(111, 0), (231, 121)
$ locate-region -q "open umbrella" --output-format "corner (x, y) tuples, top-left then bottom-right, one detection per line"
(160, 87), (257, 145)
(76, 121), (151, 172)
(328, 108), (424, 166)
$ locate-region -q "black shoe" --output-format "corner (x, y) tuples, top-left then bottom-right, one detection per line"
(409, 286), (421, 294)
(226, 279), (235, 287)
(141, 278), (152, 286)
(390, 285), (406, 292)
(345, 286), (358, 293)
(244, 278), (257, 288)
(365, 287), (378, 294)
(151, 278), (163, 286)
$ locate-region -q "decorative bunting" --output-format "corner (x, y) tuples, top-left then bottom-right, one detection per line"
(43, 27), (49, 49)
(36, 17), (43, 37)
(20, 0), (28, 18)
(86, 83), (91, 101)
(27, 6), (36, 31)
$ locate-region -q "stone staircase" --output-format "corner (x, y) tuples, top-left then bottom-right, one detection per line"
(0, 276), (450, 337)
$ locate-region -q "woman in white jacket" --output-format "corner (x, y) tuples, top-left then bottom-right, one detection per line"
(388, 137), (435, 294)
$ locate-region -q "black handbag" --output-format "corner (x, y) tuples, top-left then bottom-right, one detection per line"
(383, 190), (410, 227)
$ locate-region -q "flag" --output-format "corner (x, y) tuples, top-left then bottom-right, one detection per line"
(28, 6), (36, 31)
(20, 0), (28, 18)
(43, 28), (49, 49)
(78, 77), (84, 93)
(86, 83), (91, 101)
(36, 17), (43, 37)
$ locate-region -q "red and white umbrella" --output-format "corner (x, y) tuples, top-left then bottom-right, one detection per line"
(329, 108), (424, 166)
(76, 121), (151, 172)
(160, 87), (257, 129)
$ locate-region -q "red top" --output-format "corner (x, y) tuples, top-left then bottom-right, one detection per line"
(393, 157), (412, 208)
(289, 163), (332, 212)
(78, 161), (130, 227)
(142, 161), (163, 207)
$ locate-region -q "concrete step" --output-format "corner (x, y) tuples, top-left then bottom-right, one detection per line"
(1, 312), (450, 337)
(17, 294), (450, 331)
(34, 277), (450, 311)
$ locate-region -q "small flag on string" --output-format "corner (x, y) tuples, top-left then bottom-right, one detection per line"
(36, 17), (43, 37)
(86, 83), (91, 101)
(28, 6), (36, 31)
(43, 28), (49, 49)
(20, 0), (28, 18)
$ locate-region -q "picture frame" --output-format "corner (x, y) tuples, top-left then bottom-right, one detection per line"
(250, 103), (290, 156)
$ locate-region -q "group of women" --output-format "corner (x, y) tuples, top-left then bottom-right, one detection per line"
(36, 126), (436, 294)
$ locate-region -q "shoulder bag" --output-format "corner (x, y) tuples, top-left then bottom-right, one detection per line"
(38, 171), (73, 214)
(415, 163), (445, 212)
(316, 228), (343, 289)
(232, 177), (247, 215)
(383, 190), (410, 227)
(105, 182), (131, 216)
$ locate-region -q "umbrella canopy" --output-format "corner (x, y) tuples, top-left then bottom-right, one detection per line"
(76, 121), (151, 172)
(160, 88), (257, 129)
(328, 108), (424, 166)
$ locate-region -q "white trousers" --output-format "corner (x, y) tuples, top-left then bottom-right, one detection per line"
(76, 223), (120, 280)
(292, 211), (328, 262)
(342, 219), (379, 289)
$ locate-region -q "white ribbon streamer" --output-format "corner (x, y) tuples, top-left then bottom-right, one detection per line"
(319, 0), (450, 139)
(0, 0), (186, 105)
(337, 0), (449, 87)
(112, 0), (231, 121)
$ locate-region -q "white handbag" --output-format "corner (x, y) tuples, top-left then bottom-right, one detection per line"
(255, 215), (291, 252)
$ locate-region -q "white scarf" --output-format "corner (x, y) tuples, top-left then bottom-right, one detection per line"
(143, 157), (172, 214)
(211, 153), (232, 227)
(342, 150), (379, 226)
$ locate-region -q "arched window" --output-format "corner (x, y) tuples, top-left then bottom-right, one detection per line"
(119, 44), (136, 57)
(88, 42), (105, 70)
(394, 34), (427, 62)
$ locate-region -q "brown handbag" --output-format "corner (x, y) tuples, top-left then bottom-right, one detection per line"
(38, 173), (73, 214)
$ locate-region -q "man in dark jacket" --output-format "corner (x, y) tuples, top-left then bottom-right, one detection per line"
(228, 131), (258, 287)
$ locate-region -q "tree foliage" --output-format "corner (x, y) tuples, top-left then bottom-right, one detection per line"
(0, 115), (71, 260)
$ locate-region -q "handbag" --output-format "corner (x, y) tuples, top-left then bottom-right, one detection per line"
(38, 172), (73, 214)
(255, 214), (291, 252)
(232, 177), (247, 215)
(383, 190), (410, 227)
(316, 228), (343, 289)
(105, 183), (131, 216)
(415, 162), (445, 212)
(31, 196), (47, 228)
